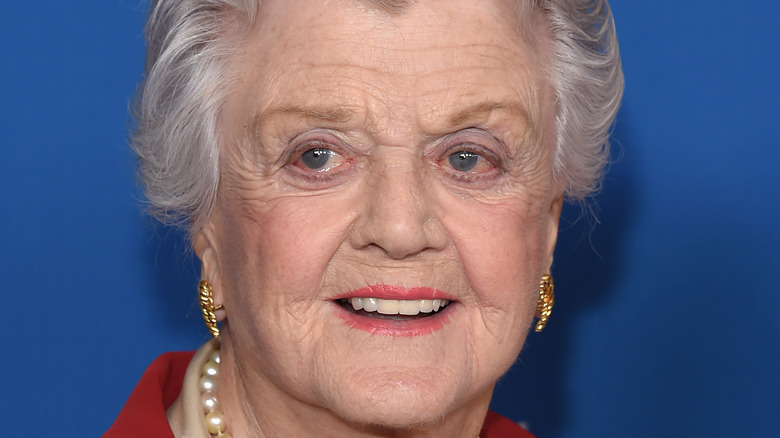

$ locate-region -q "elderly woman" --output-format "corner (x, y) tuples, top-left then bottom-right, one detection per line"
(106, 0), (622, 436)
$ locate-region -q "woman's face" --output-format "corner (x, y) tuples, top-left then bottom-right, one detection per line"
(199, 0), (562, 430)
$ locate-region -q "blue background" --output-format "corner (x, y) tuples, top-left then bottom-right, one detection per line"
(2, 1), (778, 436)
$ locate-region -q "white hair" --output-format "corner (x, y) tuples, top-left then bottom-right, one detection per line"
(541, 0), (624, 199)
(132, 0), (623, 232)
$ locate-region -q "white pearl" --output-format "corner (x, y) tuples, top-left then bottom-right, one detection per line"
(202, 360), (219, 377)
(202, 345), (228, 436)
(199, 375), (218, 393)
(205, 410), (226, 434)
(201, 391), (220, 413)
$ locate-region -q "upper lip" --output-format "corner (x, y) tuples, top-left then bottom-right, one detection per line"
(332, 284), (456, 301)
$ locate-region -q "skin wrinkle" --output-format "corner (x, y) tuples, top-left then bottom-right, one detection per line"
(240, 3), (543, 150)
(245, 100), (550, 203)
(193, 1), (564, 437)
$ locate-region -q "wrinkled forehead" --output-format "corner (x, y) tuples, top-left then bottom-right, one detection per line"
(243, 0), (546, 66)
(226, 0), (551, 138)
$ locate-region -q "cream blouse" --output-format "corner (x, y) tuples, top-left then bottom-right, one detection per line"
(166, 339), (218, 438)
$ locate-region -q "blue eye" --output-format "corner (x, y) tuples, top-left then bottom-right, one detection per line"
(299, 148), (336, 170)
(448, 151), (480, 172)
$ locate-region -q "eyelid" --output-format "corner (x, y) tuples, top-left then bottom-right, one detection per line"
(290, 142), (345, 172)
(289, 131), (346, 156)
(425, 130), (508, 190)
(443, 142), (500, 166)
(438, 129), (505, 168)
(283, 131), (358, 188)
(440, 148), (499, 179)
(286, 132), (349, 167)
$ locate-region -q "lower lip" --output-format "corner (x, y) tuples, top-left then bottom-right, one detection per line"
(335, 304), (453, 337)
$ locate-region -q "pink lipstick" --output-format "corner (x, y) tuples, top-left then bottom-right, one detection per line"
(333, 284), (455, 336)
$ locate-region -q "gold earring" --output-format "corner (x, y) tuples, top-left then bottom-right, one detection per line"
(199, 280), (224, 338)
(535, 274), (554, 332)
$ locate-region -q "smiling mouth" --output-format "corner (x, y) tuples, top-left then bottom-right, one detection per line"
(337, 298), (452, 320)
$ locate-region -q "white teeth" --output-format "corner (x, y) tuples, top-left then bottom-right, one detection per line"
(363, 297), (378, 312)
(347, 297), (451, 316)
(377, 299), (399, 315)
(398, 300), (420, 315)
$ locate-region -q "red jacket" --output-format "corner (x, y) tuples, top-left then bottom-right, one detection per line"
(105, 351), (535, 438)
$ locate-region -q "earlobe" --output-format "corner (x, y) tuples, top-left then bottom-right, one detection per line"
(193, 224), (217, 280)
(544, 194), (564, 271)
(535, 195), (562, 325)
(193, 223), (225, 313)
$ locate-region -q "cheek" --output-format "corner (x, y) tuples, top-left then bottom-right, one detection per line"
(215, 188), (358, 312)
(444, 197), (549, 322)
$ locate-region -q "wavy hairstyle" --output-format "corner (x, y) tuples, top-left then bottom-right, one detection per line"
(132, 0), (623, 232)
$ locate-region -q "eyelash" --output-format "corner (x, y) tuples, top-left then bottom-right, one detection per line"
(436, 142), (503, 183)
(286, 138), (354, 184)
(282, 131), (505, 188)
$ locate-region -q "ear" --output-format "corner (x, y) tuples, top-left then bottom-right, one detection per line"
(535, 193), (563, 321)
(193, 222), (226, 320)
(544, 193), (564, 273)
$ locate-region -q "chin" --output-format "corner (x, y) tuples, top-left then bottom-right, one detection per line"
(324, 368), (468, 430)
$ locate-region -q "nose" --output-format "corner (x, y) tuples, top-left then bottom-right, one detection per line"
(349, 152), (447, 259)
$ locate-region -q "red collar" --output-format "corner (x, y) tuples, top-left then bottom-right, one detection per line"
(104, 350), (535, 438)
(104, 351), (192, 438)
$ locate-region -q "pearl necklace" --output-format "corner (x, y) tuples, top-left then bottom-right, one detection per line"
(199, 342), (232, 437)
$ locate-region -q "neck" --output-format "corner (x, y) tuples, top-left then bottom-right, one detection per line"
(217, 332), (492, 438)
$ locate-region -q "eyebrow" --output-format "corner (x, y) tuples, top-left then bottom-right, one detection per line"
(271, 105), (356, 123)
(250, 100), (535, 141)
(446, 100), (533, 128)
(247, 105), (357, 143)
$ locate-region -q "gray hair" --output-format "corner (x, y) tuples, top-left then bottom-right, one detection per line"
(132, 0), (623, 232)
